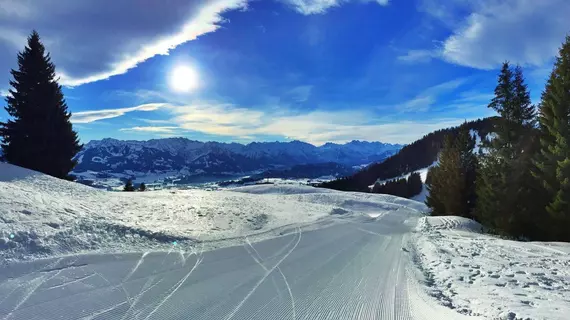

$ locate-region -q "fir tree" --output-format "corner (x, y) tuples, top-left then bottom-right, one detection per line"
(425, 166), (445, 214)
(139, 182), (147, 192)
(513, 66), (536, 128)
(455, 126), (478, 215)
(476, 62), (537, 236)
(406, 172), (422, 198)
(425, 135), (465, 216)
(533, 36), (570, 241)
(0, 31), (82, 179)
(124, 179), (135, 192)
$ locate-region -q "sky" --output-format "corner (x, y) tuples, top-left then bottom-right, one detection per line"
(0, 0), (569, 145)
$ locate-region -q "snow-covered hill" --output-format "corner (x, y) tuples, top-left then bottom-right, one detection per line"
(0, 162), (420, 263)
(73, 138), (401, 179)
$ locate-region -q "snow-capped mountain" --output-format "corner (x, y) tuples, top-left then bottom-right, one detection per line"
(73, 138), (401, 176)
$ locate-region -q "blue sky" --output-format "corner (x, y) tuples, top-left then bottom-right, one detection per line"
(0, 0), (568, 145)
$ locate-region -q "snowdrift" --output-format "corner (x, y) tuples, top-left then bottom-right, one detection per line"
(412, 215), (570, 319)
(0, 163), (426, 263)
(419, 216), (483, 233)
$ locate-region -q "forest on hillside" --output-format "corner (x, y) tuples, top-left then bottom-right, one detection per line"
(318, 117), (496, 193)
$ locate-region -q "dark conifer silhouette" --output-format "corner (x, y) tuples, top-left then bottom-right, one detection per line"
(0, 31), (82, 180)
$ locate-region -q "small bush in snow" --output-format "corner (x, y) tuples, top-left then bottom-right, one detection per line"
(123, 179), (135, 192)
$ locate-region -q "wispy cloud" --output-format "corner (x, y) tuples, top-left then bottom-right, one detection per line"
(100, 100), (473, 144)
(397, 49), (439, 63)
(71, 103), (169, 123)
(397, 78), (467, 112)
(399, 96), (436, 112)
(75, 74), (478, 144)
(136, 118), (174, 125)
(285, 85), (313, 102)
(282, 0), (389, 15)
(109, 89), (178, 104)
(120, 126), (180, 133)
(170, 102), (265, 137)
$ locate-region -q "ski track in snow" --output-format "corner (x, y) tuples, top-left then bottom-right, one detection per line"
(1, 209), (459, 320)
(1, 163), (569, 319)
(245, 235), (297, 320)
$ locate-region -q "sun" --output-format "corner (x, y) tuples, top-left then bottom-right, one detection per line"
(169, 65), (199, 92)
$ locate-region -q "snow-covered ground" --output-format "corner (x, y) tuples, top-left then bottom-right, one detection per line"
(2, 162), (569, 319)
(0, 162), (422, 263)
(412, 216), (570, 320)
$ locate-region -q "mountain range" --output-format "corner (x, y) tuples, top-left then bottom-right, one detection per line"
(73, 138), (402, 179)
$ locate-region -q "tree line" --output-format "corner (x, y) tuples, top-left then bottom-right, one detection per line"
(318, 118), (495, 193)
(426, 35), (570, 242)
(371, 172), (422, 198)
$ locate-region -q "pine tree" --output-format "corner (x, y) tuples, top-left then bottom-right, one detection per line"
(124, 179), (135, 192)
(533, 36), (570, 241)
(513, 66), (537, 128)
(425, 166), (445, 215)
(425, 134), (469, 216)
(406, 172), (422, 197)
(0, 31), (82, 179)
(476, 62), (537, 236)
(455, 126), (478, 215)
(139, 182), (147, 192)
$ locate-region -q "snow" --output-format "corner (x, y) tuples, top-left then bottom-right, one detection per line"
(3, 162), (569, 320)
(412, 215), (570, 319)
(372, 162), (434, 188)
(470, 129), (482, 154)
(0, 206), (463, 320)
(370, 161), (435, 203)
(410, 184), (428, 203)
(0, 162), (423, 263)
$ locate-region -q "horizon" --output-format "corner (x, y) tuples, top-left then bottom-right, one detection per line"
(1, 0), (568, 145)
(85, 136), (404, 147)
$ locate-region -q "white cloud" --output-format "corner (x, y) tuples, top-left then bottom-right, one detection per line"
(455, 90), (494, 104)
(136, 118), (174, 125)
(120, 126), (179, 133)
(71, 103), (169, 123)
(282, 0), (388, 15)
(76, 75), (475, 144)
(398, 49), (439, 63)
(399, 96), (436, 112)
(397, 78), (467, 111)
(427, 0), (570, 69)
(170, 102), (265, 137)
(90, 100), (471, 144)
(0, 0), (247, 86)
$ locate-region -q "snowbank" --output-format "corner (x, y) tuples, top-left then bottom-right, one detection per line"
(0, 163), (425, 263)
(412, 216), (570, 320)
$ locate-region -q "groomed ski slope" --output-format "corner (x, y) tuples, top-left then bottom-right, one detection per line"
(0, 211), (474, 320)
(1, 162), (569, 319)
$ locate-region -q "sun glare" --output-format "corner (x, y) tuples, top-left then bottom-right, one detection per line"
(169, 65), (199, 92)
